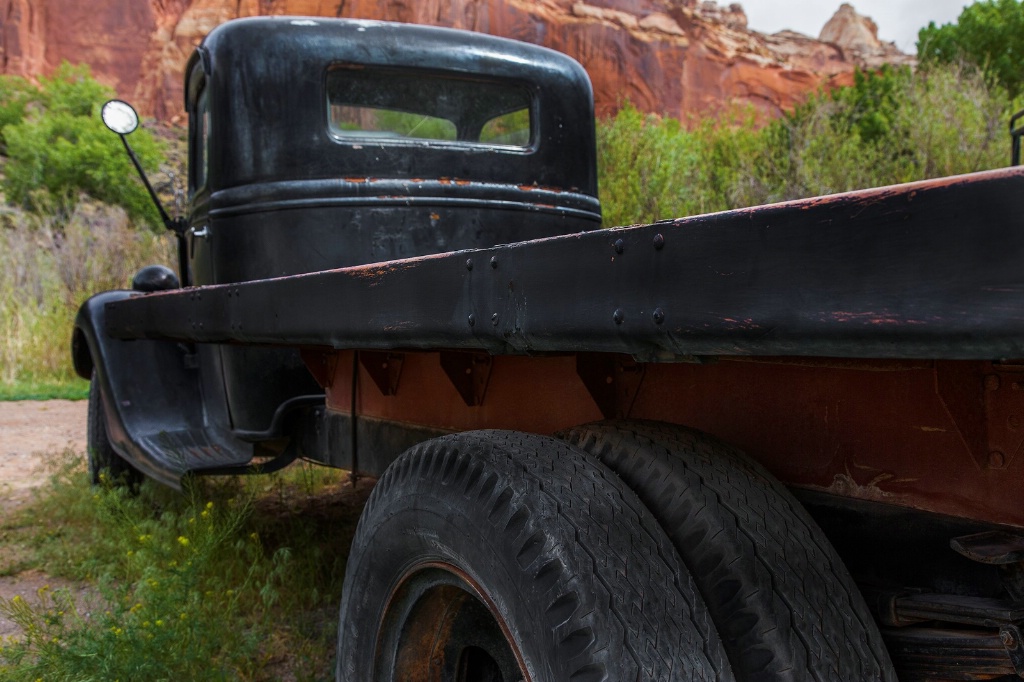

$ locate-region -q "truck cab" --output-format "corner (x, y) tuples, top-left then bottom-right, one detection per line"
(74, 16), (600, 486)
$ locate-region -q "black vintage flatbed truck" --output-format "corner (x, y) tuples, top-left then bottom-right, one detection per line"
(72, 15), (1024, 681)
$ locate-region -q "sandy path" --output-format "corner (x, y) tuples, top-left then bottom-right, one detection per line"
(0, 400), (89, 639)
(0, 399), (87, 511)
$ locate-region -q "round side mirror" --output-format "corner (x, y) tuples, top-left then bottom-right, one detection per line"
(101, 100), (139, 135)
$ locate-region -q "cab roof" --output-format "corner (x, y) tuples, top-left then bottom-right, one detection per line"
(184, 16), (597, 196)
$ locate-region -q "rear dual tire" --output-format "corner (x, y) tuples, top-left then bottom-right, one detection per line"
(336, 430), (735, 681)
(562, 421), (897, 682)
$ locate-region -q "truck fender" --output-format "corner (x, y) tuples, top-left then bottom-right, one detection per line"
(73, 290), (250, 488)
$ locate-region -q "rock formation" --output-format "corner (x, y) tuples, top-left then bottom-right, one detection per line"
(819, 2), (915, 68)
(0, 0), (913, 123)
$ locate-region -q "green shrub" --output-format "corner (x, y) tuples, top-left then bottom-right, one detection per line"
(0, 454), (364, 680)
(0, 488), (279, 680)
(597, 61), (1016, 226)
(0, 77), (37, 151)
(596, 103), (763, 226)
(0, 63), (165, 227)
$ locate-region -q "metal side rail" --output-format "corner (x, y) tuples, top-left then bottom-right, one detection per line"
(104, 167), (1024, 361)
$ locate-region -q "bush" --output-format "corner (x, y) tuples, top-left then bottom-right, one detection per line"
(0, 472), (282, 679)
(597, 61), (1016, 226)
(596, 103), (762, 226)
(0, 63), (166, 227)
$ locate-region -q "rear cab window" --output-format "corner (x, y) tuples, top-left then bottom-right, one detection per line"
(326, 67), (533, 150)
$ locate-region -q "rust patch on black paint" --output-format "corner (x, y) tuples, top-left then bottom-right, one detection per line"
(829, 311), (903, 325)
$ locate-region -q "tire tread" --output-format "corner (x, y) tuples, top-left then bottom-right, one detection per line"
(338, 430), (736, 681)
(563, 421), (896, 682)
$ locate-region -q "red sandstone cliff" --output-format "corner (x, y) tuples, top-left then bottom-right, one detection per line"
(0, 0), (912, 122)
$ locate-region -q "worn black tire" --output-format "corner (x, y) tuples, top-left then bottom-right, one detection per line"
(561, 421), (897, 682)
(87, 374), (142, 488)
(336, 430), (736, 682)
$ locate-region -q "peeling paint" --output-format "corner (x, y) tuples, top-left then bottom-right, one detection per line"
(829, 311), (902, 325)
(813, 473), (897, 502)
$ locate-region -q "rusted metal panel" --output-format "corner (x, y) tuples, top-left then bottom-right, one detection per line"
(630, 359), (1024, 528)
(314, 352), (1024, 528)
(323, 352), (602, 438)
(937, 362), (1024, 470)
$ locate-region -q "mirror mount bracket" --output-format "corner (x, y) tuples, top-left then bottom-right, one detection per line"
(103, 99), (190, 286)
(102, 99), (178, 234)
(116, 132), (176, 232)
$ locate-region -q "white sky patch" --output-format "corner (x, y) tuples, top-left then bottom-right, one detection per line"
(738, 0), (972, 53)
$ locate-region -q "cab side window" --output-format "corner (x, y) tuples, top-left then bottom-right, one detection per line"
(190, 88), (210, 195)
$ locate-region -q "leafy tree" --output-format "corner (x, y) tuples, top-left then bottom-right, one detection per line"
(0, 63), (165, 227)
(918, 0), (1024, 98)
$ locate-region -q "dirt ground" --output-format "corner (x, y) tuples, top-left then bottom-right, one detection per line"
(0, 399), (89, 639)
(0, 399), (87, 512)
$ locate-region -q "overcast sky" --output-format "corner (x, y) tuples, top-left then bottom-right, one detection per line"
(738, 0), (972, 53)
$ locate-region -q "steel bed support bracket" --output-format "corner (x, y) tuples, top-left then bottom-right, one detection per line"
(575, 354), (646, 420)
(301, 349), (340, 389)
(440, 351), (492, 407)
(953, 530), (1024, 604)
(360, 351), (405, 396)
(951, 529), (1024, 677)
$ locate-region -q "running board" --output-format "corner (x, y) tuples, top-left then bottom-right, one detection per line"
(138, 427), (253, 479)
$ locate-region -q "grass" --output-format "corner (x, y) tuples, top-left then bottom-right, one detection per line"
(0, 378), (88, 401)
(0, 200), (174, 398)
(0, 452), (371, 681)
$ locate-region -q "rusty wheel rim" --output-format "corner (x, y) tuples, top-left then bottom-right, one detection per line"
(374, 562), (531, 682)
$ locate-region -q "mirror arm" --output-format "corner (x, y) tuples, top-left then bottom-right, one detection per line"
(118, 133), (178, 233)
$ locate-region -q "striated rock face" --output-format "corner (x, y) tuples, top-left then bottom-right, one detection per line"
(0, 0), (912, 122)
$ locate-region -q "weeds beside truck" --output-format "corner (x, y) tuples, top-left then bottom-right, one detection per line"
(74, 15), (1024, 681)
